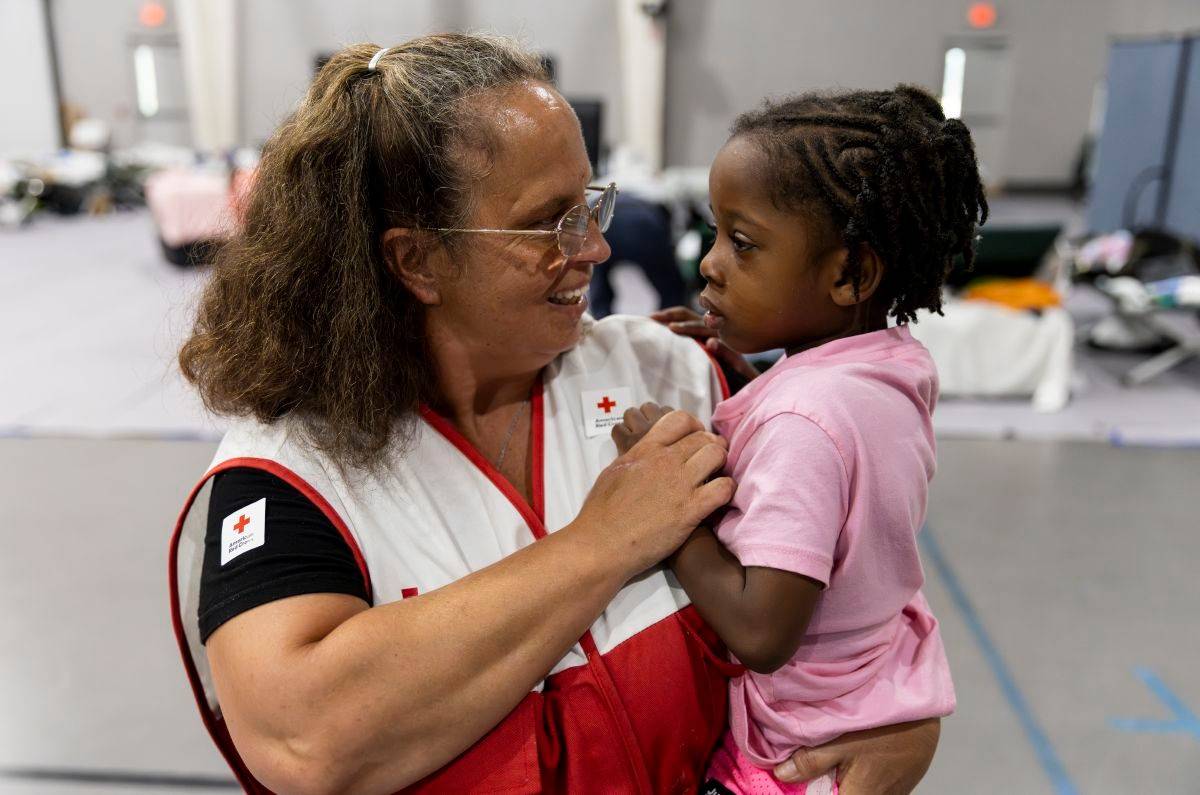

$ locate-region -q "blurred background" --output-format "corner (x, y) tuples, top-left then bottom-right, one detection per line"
(1, 1), (1199, 792)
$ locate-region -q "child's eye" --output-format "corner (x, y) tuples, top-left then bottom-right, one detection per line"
(730, 233), (755, 253)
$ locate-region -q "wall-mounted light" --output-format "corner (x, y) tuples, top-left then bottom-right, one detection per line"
(134, 44), (159, 117)
(941, 47), (965, 120)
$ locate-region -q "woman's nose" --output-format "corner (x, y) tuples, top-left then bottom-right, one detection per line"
(575, 216), (612, 266)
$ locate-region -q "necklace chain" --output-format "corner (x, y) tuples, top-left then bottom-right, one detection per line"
(495, 400), (529, 471)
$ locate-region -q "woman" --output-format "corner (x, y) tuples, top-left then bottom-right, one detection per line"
(170, 34), (940, 794)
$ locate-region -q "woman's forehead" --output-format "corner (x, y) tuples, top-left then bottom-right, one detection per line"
(491, 82), (566, 134)
(477, 84), (591, 208)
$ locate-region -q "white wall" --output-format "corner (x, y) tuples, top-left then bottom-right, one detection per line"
(0, 0), (60, 157)
(50, 0), (190, 147)
(664, 0), (1121, 184)
(38, 0), (1200, 183)
(237, 0), (622, 148)
(237, 0), (432, 145)
(454, 0), (624, 156)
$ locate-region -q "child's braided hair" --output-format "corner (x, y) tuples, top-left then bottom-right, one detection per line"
(731, 84), (989, 323)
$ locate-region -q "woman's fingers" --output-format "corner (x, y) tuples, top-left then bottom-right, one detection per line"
(637, 402), (674, 425)
(652, 306), (719, 339)
(640, 409), (705, 447)
(670, 430), (726, 462)
(774, 744), (843, 785)
(649, 306), (698, 324)
(614, 404), (683, 455)
(692, 476), (736, 518)
(775, 718), (940, 793)
(668, 320), (716, 340)
(683, 440), (728, 485)
(708, 338), (761, 382)
(652, 307), (762, 385)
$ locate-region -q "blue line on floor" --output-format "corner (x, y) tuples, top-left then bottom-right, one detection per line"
(0, 767), (238, 788)
(1109, 431), (1200, 449)
(920, 525), (1080, 795)
(1110, 667), (1200, 740)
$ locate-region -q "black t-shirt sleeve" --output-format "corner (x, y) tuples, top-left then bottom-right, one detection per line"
(198, 467), (370, 644)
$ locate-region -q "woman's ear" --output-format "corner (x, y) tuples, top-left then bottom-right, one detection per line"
(381, 227), (442, 306)
(830, 243), (884, 307)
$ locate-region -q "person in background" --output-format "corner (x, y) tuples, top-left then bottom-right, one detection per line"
(588, 192), (687, 317)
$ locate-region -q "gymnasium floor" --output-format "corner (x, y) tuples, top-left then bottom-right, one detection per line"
(2, 209), (1198, 793)
(2, 437), (1196, 794)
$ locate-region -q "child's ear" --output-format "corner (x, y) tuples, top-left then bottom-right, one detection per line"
(381, 227), (443, 306)
(830, 243), (884, 307)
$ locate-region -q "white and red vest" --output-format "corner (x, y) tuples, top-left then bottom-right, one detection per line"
(169, 314), (738, 794)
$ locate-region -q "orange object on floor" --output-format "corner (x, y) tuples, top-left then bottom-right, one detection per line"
(963, 278), (1062, 311)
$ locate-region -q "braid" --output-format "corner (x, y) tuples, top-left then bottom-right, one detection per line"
(731, 84), (988, 323)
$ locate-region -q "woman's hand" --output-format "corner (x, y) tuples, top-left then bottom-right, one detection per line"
(578, 409), (733, 577)
(775, 718), (941, 795)
(651, 306), (759, 384)
(612, 401), (674, 456)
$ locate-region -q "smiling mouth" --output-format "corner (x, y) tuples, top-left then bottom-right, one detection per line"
(548, 286), (588, 305)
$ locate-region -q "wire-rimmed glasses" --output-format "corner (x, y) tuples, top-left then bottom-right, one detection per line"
(431, 182), (618, 259)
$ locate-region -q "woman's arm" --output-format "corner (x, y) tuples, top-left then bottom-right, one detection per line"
(669, 526), (821, 674)
(207, 411), (733, 795)
(210, 525), (625, 795)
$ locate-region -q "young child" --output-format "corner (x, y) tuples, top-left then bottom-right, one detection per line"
(615, 85), (987, 794)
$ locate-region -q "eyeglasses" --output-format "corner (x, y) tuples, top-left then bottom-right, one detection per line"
(431, 182), (618, 259)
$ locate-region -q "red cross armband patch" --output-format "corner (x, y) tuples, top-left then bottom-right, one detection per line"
(220, 497), (267, 565)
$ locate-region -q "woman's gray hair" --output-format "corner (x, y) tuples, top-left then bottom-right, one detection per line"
(333, 34), (548, 233)
(181, 34), (551, 469)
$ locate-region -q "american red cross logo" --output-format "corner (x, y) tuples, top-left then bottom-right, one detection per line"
(596, 396), (618, 413)
(234, 514), (251, 534)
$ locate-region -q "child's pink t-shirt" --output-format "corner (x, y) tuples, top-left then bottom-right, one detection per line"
(711, 326), (955, 767)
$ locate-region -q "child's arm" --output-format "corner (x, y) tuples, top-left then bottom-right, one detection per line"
(669, 527), (822, 674)
(614, 405), (840, 674)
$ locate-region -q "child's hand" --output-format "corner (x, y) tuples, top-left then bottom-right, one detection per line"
(650, 306), (760, 384)
(612, 402), (675, 455)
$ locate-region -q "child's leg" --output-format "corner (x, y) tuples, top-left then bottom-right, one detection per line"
(703, 732), (838, 795)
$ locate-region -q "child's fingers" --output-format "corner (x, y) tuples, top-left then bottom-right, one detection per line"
(611, 422), (632, 443)
(645, 403), (675, 425)
(621, 405), (653, 437)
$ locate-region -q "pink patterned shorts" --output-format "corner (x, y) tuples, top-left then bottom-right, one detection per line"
(703, 731), (839, 795)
